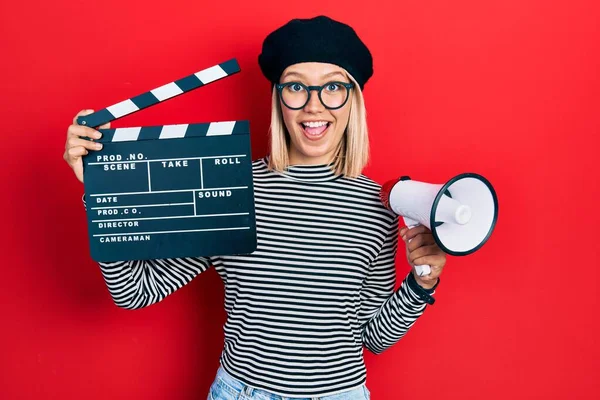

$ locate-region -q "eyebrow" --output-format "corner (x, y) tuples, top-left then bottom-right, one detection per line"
(282, 71), (347, 80)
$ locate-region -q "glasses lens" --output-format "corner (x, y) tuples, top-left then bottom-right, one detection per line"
(281, 83), (308, 109)
(321, 83), (349, 109)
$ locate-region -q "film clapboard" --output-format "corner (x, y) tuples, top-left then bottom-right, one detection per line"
(78, 59), (256, 262)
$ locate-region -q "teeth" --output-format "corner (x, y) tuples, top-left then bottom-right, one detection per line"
(303, 121), (329, 128)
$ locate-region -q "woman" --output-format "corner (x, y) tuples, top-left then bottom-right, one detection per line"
(63, 15), (446, 400)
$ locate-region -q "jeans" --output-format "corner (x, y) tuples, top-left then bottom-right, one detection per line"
(208, 366), (371, 400)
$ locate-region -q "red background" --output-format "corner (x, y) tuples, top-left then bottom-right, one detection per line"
(1, 0), (598, 399)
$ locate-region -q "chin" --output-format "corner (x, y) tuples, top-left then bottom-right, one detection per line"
(292, 142), (336, 163)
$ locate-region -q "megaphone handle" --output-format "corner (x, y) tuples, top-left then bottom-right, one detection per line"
(404, 223), (432, 277)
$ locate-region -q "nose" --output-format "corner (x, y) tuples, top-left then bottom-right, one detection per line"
(303, 90), (324, 113)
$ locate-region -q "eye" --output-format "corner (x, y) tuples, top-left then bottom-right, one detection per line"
(289, 83), (303, 92)
(325, 83), (341, 92)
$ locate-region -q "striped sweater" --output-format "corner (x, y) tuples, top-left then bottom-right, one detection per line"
(89, 157), (431, 397)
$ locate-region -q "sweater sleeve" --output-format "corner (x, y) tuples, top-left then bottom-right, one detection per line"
(83, 194), (212, 310)
(359, 218), (429, 354)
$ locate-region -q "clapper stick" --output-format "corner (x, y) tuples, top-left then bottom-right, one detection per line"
(94, 120), (251, 143)
(77, 58), (240, 128)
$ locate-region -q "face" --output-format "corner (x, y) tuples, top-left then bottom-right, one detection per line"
(279, 62), (353, 165)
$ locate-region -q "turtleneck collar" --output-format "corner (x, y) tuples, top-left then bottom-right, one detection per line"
(262, 157), (341, 182)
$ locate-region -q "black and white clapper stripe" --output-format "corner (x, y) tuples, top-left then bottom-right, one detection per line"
(95, 120), (250, 143)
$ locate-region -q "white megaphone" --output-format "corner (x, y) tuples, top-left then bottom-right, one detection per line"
(380, 173), (498, 277)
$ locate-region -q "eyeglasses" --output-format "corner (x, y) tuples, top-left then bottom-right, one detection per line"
(276, 81), (355, 110)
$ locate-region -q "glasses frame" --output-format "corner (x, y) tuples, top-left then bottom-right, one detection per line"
(276, 81), (355, 110)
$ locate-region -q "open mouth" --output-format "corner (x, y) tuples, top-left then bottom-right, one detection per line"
(300, 121), (331, 139)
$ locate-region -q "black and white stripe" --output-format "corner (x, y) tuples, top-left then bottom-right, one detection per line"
(87, 158), (429, 397)
(94, 120), (250, 143)
(77, 59), (240, 128)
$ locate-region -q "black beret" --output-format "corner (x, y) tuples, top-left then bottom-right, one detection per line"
(258, 15), (373, 90)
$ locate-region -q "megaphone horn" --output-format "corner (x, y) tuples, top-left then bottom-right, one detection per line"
(380, 173), (498, 277)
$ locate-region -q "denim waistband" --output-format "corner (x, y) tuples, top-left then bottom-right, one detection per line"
(212, 365), (369, 400)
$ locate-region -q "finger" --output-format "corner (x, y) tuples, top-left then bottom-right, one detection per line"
(66, 146), (89, 162)
(416, 264), (442, 280)
(98, 121), (111, 129)
(407, 233), (435, 252)
(414, 272), (440, 285)
(405, 232), (425, 250)
(427, 262), (445, 276)
(73, 109), (94, 125)
(399, 226), (408, 237)
(67, 136), (103, 152)
(403, 225), (430, 241)
(408, 244), (443, 264)
(412, 253), (446, 271)
(67, 124), (103, 140)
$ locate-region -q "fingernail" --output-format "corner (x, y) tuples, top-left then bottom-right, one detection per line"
(95, 143), (103, 149)
(402, 235), (407, 241)
(95, 132), (102, 139)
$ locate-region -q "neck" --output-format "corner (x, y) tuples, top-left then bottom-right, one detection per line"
(288, 148), (336, 166)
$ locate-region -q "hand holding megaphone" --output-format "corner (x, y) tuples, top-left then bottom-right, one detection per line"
(380, 173), (498, 276)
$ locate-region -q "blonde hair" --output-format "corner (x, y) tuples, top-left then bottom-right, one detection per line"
(267, 70), (369, 178)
